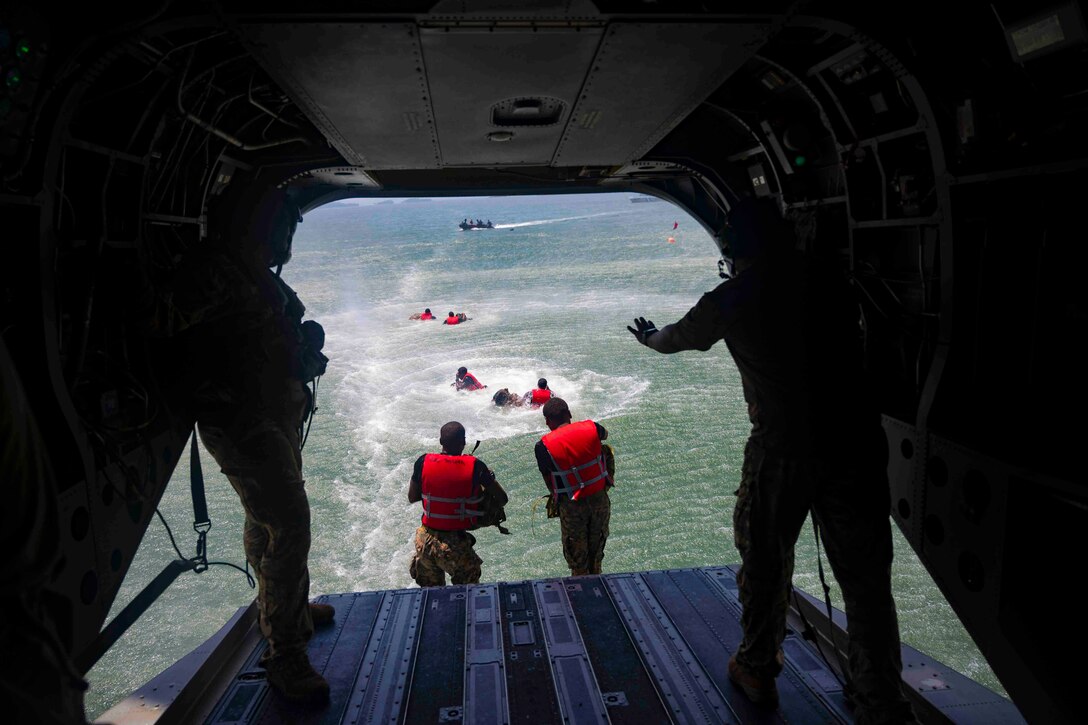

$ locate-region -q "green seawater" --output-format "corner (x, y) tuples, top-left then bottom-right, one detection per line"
(86, 193), (1003, 718)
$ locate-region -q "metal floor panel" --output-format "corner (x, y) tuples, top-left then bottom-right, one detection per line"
(606, 573), (736, 724)
(464, 585), (509, 725)
(402, 587), (467, 724)
(498, 581), (563, 724)
(152, 567), (1025, 725)
(565, 576), (672, 725)
(342, 589), (422, 724)
(533, 580), (610, 725)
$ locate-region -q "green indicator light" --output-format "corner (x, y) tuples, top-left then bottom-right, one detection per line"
(794, 155), (807, 167)
(5, 68), (21, 89)
(16, 40), (31, 59)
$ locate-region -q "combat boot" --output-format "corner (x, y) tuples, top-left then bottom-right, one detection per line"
(264, 652), (329, 705)
(728, 656), (779, 707)
(259, 603), (336, 668)
(310, 602), (335, 627)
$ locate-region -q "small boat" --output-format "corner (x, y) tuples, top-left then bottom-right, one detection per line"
(459, 220), (495, 230)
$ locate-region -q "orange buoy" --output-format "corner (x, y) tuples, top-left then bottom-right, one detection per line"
(667, 236), (676, 244)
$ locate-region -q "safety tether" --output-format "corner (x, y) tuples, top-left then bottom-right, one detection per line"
(530, 495), (550, 536)
(792, 515), (854, 695)
(74, 429), (253, 674)
(190, 429), (211, 572)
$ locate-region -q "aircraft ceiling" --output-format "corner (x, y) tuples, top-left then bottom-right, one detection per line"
(238, 20), (770, 170)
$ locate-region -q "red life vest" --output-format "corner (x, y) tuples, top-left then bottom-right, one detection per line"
(420, 312), (434, 320)
(531, 388), (551, 406)
(460, 372), (483, 390)
(446, 315), (460, 325)
(540, 420), (611, 501)
(420, 453), (482, 530)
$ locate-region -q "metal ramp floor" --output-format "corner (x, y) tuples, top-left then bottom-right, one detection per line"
(100, 566), (1024, 724)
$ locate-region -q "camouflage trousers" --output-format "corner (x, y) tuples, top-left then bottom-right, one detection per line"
(559, 489), (610, 576)
(198, 381), (314, 663)
(409, 526), (482, 586)
(733, 439), (915, 725)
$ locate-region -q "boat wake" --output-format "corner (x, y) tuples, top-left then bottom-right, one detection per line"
(493, 211), (626, 229)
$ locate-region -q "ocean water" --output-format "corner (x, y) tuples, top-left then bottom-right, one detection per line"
(86, 193), (1003, 718)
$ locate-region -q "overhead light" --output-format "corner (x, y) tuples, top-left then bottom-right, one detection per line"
(487, 131), (514, 142)
(1003, 3), (1086, 61)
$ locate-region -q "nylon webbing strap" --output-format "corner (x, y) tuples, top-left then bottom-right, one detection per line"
(190, 430), (209, 528)
(190, 429), (210, 572)
(75, 432), (217, 674)
(75, 559), (195, 674)
(813, 516), (852, 689)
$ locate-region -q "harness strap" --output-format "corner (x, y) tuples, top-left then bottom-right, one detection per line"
(422, 493), (485, 520)
(423, 494), (485, 504)
(189, 430), (211, 572)
(75, 559), (196, 674)
(75, 430), (252, 675)
(812, 516), (853, 692)
(300, 376), (320, 450)
(549, 454), (609, 497)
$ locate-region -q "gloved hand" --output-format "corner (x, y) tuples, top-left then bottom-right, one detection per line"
(627, 317), (658, 346)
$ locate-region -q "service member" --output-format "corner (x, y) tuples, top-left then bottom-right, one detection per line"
(535, 398), (613, 576)
(628, 196), (916, 723)
(408, 422), (508, 586)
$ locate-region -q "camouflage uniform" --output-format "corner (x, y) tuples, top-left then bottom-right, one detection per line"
(733, 436), (911, 723)
(558, 490), (611, 576)
(197, 379), (314, 661)
(640, 225), (916, 724)
(144, 245), (318, 665)
(409, 526), (483, 586)
(407, 449), (506, 586)
(536, 425), (614, 577)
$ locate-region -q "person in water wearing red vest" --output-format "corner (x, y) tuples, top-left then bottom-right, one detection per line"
(410, 308), (435, 320)
(523, 377), (553, 407)
(444, 310), (459, 325)
(535, 398), (613, 576)
(454, 366), (486, 391)
(408, 422), (508, 586)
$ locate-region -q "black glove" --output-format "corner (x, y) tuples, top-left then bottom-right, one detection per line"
(627, 317), (658, 346)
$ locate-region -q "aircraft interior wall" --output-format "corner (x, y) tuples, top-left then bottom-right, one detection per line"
(2, 2), (1086, 722)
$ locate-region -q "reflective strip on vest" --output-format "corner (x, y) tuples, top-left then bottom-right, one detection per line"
(420, 454), (482, 530)
(541, 420), (611, 501)
(550, 456), (609, 499)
